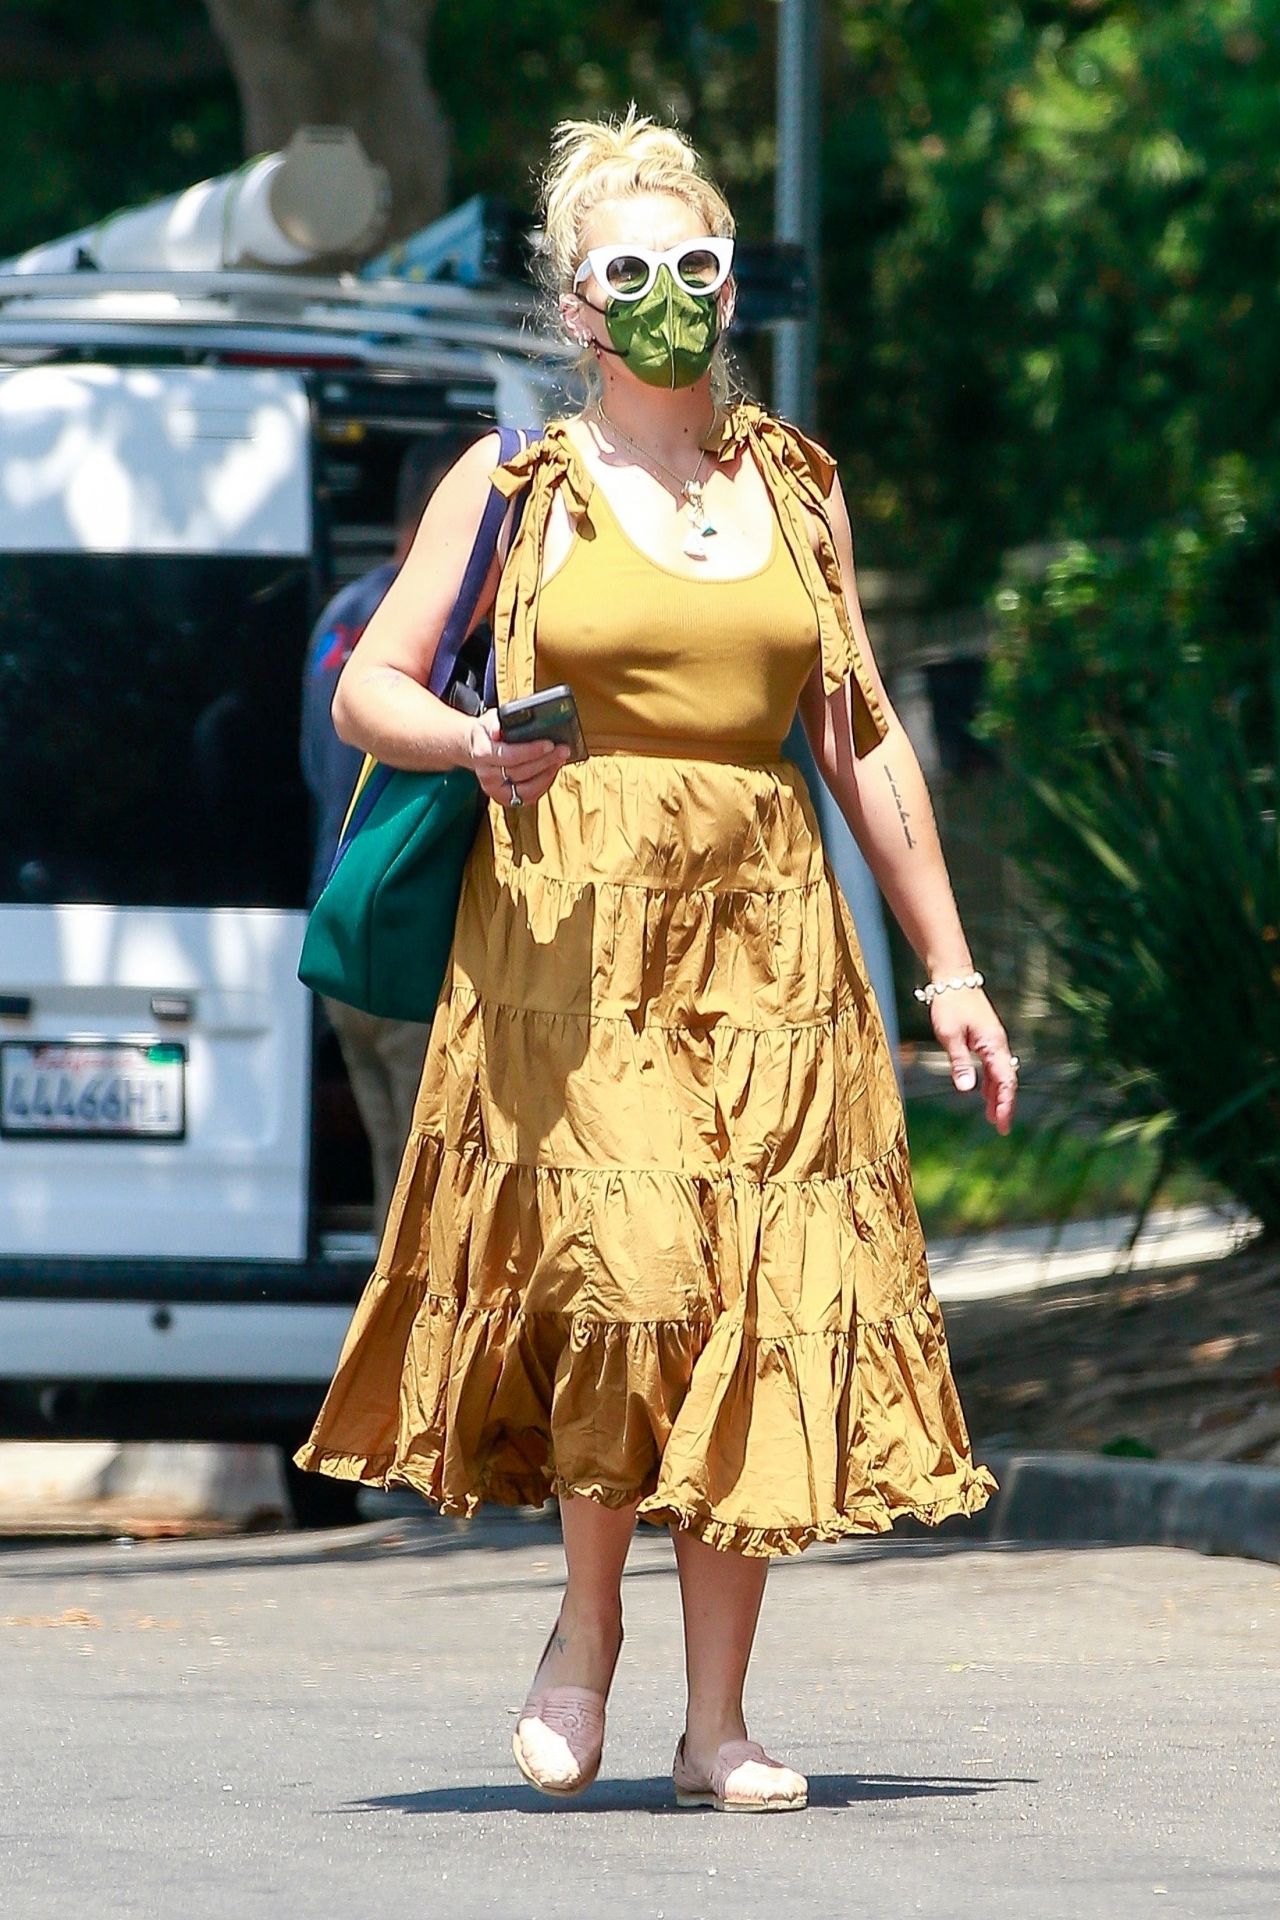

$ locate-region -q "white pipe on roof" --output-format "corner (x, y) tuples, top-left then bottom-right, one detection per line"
(0, 129), (389, 277)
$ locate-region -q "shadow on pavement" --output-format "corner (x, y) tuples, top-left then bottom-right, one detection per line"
(0, 1513), (1173, 1585)
(0, 1507), (562, 1580)
(346, 1771), (1028, 1817)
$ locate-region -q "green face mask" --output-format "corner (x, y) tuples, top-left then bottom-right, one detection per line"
(599, 264), (722, 390)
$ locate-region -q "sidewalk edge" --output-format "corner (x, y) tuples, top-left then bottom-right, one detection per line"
(950, 1450), (1280, 1567)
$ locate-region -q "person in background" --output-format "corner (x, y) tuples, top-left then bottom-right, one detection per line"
(301, 434), (470, 1230)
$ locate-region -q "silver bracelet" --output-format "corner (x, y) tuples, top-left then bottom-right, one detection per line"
(913, 969), (984, 1005)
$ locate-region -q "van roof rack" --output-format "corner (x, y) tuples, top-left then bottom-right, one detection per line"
(0, 267), (568, 376)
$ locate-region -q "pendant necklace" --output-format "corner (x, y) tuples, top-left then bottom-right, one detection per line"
(593, 408), (719, 560)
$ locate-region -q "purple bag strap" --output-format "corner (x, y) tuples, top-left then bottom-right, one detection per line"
(426, 424), (539, 701)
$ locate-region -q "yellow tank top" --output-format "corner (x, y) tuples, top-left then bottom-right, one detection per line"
(533, 475), (820, 757)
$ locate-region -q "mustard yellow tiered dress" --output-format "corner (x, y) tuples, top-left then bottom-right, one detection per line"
(293, 403), (997, 1555)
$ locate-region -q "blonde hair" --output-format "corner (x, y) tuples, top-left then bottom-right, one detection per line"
(535, 105), (743, 408)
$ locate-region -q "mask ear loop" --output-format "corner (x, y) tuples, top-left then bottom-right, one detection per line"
(569, 292), (627, 357)
(566, 258), (630, 358)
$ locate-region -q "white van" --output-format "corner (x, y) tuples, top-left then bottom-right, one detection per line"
(0, 268), (558, 1521)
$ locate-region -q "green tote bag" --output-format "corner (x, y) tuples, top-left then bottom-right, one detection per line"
(297, 426), (536, 1023)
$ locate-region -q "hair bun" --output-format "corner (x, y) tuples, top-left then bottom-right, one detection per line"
(549, 113), (699, 181)
(537, 102), (734, 294)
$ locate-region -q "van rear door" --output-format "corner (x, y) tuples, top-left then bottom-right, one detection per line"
(0, 364), (315, 1264)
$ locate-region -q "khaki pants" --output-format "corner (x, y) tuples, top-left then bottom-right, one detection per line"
(321, 998), (433, 1232)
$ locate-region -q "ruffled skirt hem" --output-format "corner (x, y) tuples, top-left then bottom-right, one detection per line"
(288, 1444), (997, 1560)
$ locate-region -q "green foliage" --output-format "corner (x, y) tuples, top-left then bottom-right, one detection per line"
(904, 1091), (1221, 1238)
(1031, 682), (1280, 1234)
(981, 453), (1280, 763)
(826, 1), (1280, 598)
(980, 470), (1280, 1234)
(429, 1), (773, 222)
(0, 4), (241, 260)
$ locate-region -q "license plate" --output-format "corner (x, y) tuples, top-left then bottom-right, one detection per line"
(0, 1041), (186, 1140)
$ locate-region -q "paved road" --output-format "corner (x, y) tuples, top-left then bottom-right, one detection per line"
(3, 1511), (1277, 1919)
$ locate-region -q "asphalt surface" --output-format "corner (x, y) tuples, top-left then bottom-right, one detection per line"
(3, 1509), (1277, 1920)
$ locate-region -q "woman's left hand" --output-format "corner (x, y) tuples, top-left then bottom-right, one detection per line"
(929, 988), (1019, 1136)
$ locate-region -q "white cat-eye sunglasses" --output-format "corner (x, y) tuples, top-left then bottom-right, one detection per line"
(572, 236), (735, 303)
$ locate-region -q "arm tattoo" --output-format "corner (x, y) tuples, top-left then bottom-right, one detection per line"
(884, 766), (917, 849)
(352, 663), (414, 699)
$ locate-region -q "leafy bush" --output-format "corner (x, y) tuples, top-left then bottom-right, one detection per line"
(904, 1094), (1223, 1241)
(980, 455), (1280, 1236)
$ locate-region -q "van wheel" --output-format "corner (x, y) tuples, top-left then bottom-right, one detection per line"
(279, 1449), (364, 1529)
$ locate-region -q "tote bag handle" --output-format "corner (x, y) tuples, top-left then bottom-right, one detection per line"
(427, 424), (535, 702)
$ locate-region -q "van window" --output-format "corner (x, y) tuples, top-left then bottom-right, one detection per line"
(0, 554), (313, 908)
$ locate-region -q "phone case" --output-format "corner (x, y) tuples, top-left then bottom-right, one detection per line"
(497, 684), (589, 763)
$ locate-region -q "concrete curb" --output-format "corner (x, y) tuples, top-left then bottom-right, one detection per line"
(0, 1441), (289, 1537)
(949, 1449), (1280, 1567)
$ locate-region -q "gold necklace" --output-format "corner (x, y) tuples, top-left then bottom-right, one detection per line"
(592, 407), (720, 560)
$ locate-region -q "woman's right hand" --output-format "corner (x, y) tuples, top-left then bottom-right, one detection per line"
(466, 709), (570, 808)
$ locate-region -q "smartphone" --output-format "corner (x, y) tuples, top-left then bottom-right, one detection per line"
(496, 683), (589, 763)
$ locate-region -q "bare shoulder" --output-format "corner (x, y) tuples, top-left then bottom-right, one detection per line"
(824, 464), (853, 535)
(391, 429), (511, 579)
(418, 427), (505, 527)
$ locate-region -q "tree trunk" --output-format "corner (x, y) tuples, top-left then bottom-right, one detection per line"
(204, 0), (449, 237)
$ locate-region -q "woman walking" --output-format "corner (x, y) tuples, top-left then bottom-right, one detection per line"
(294, 108), (1012, 1813)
